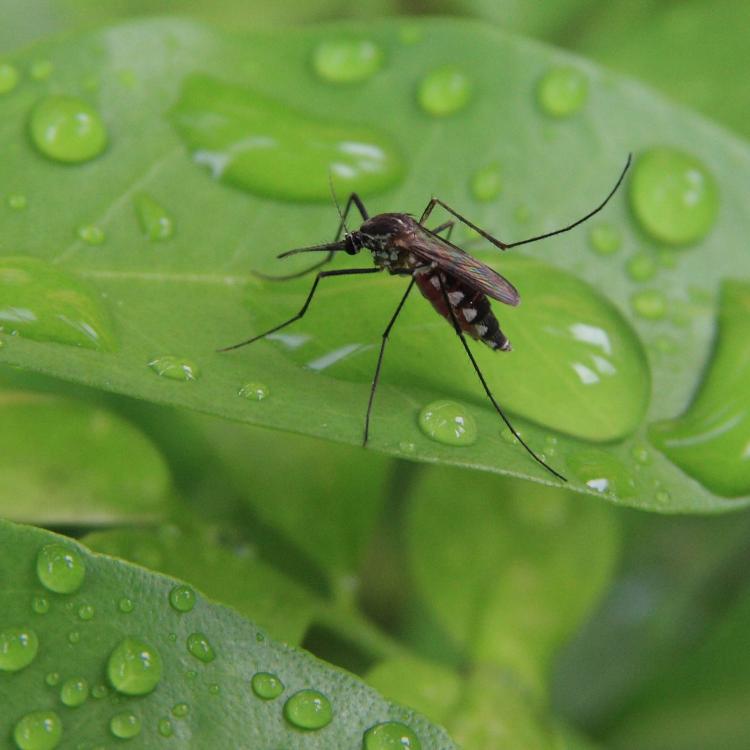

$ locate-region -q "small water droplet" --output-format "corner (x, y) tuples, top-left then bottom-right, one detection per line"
(13, 710), (62, 750)
(32, 595), (49, 615)
(631, 442), (651, 464)
(255, 632), (265, 642)
(0, 63), (20, 94)
(77, 604), (94, 621)
(110, 712), (141, 739)
(417, 65), (472, 117)
(186, 632), (215, 663)
(167, 632), (177, 643)
(45, 672), (60, 687)
(251, 672), (284, 700)
(76, 225), (105, 245)
(238, 382), (269, 401)
(0, 627), (39, 671)
(537, 66), (588, 118)
(169, 584), (196, 613)
(29, 95), (107, 164)
(208, 683), (220, 695)
(418, 400), (478, 446)
(313, 38), (383, 83)
(655, 489), (671, 505)
(631, 289), (667, 320)
(7, 193), (27, 210)
(626, 251), (657, 282)
(363, 721), (421, 750)
(107, 637), (163, 695)
(172, 703), (189, 718)
(569, 450), (635, 498)
(470, 163), (502, 202)
(186, 669), (197, 679)
(91, 683), (108, 699)
(148, 355), (199, 381)
(67, 630), (80, 645)
(398, 440), (416, 454)
(30, 59), (54, 81)
(589, 224), (621, 256)
(158, 719), (174, 737)
(60, 677), (89, 707)
(283, 689), (333, 730)
(36, 543), (85, 594)
(134, 193), (174, 241)
(629, 147), (718, 246)
(118, 598), (134, 614)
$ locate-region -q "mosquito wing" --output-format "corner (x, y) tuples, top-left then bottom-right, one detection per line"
(409, 227), (520, 306)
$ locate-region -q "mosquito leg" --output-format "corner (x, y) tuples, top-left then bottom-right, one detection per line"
(363, 275), (418, 446)
(218, 267), (381, 352)
(430, 220), (455, 241)
(436, 275), (567, 481)
(420, 197), (509, 251)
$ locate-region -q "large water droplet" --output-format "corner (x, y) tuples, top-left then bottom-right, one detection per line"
(251, 672), (284, 700)
(171, 75), (403, 202)
(148, 355), (199, 381)
(649, 281), (750, 497)
(418, 400), (478, 446)
(0, 257), (115, 350)
(629, 147), (718, 246)
(186, 632), (215, 663)
(283, 689), (333, 730)
(13, 711), (62, 750)
(417, 66), (472, 117)
(0, 63), (20, 94)
(29, 95), (107, 164)
(537, 66), (588, 118)
(363, 722), (422, 750)
(60, 677), (89, 707)
(36, 543), (85, 594)
(239, 382), (269, 401)
(107, 637), (163, 695)
(470, 163), (502, 202)
(313, 39), (384, 83)
(134, 193), (174, 241)
(169, 584), (196, 612)
(0, 627), (38, 671)
(110, 712), (141, 739)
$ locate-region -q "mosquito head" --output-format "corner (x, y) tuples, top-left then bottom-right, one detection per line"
(344, 231), (364, 255)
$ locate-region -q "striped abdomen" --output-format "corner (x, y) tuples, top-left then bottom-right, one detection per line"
(415, 270), (511, 351)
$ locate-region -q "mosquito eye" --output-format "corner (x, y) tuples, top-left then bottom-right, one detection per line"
(345, 235), (359, 255)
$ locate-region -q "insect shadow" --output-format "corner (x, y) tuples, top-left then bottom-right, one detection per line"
(220, 155), (632, 481)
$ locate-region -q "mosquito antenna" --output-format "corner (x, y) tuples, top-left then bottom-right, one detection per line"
(505, 153), (632, 249)
(329, 170), (351, 236)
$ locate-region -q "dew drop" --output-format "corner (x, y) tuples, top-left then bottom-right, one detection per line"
(629, 147), (718, 246)
(251, 672), (284, 700)
(569, 449), (635, 498)
(238, 382), (269, 401)
(589, 223), (622, 256)
(537, 66), (588, 118)
(631, 442), (651, 465)
(77, 604), (94, 621)
(32, 596), (49, 615)
(631, 289), (667, 320)
(7, 194), (27, 210)
(186, 632), (215, 663)
(283, 689), (333, 730)
(118, 598), (134, 614)
(13, 711), (62, 750)
(418, 400), (477, 446)
(398, 440), (416, 454)
(167, 632), (177, 643)
(36, 543), (85, 594)
(45, 672), (60, 687)
(30, 59), (54, 81)
(0, 627), (39, 671)
(29, 95), (107, 164)
(0, 257), (116, 350)
(158, 719), (174, 737)
(169, 584), (196, 612)
(208, 683), (220, 695)
(363, 721), (422, 750)
(148, 355), (199, 381)
(417, 65), (472, 117)
(76, 225), (105, 245)
(470, 163), (502, 202)
(110, 712), (141, 739)
(60, 677), (89, 707)
(0, 62), (20, 94)
(91, 684), (108, 699)
(626, 251), (657, 282)
(172, 703), (189, 718)
(312, 38), (384, 83)
(67, 630), (80, 645)
(134, 193), (174, 241)
(107, 637), (163, 695)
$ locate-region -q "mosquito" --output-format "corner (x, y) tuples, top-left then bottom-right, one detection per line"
(220, 155), (632, 481)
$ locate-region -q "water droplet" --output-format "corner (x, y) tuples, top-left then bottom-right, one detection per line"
(29, 95), (107, 164)
(418, 400), (478, 446)
(110, 712), (141, 739)
(158, 719), (174, 737)
(626, 251), (657, 282)
(649, 281), (750, 497)
(589, 224), (622, 256)
(251, 672), (284, 700)
(169, 584), (196, 612)
(67, 630), (80, 645)
(629, 147), (718, 246)
(186, 632), (215, 663)
(172, 703), (189, 718)
(77, 604), (94, 621)
(569, 449), (635, 498)
(134, 193), (174, 241)
(76, 225), (105, 245)
(363, 721), (421, 750)
(0, 257), (116, 350)
(32, 596), (49, 615)
(0, 63), (20, 94)
(255, 632), (265, 642)
(30, 60), (54, 81)
(313, 39), (383, 83)
(148, 355), (199, 381)
(631, 289), (667, 320)
(631, 442), (651, 464)
(107, 637), (163, 695)
(167, 632), (177, 643)
(60, 677), (89, 707)
(91, 684), (108, 699)
(655, 489), (671, 505)
(238, 381), (269, 401)
(470, 163), (502, 202)
(417, 65), (472, 117)
(283, 689), (333, 730)
(208, 683), (220, 695)
(118, 598), (134, 614)
(13, 711), (62, 750)
(7, 193), (27, 210)
(398, 440), (416, 454)
(36, 543), (85, 594)
(171, 75), (403, 202)
(186, 669), (197, 679)
(537, 66), (588, 118)
(45, 672), (60, 687)
(0, 627), (39, 671)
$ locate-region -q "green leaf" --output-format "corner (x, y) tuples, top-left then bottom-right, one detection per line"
(0, 18), (748, 512)
(0, 390), (170, 524)
(0, 519), (457, 748)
